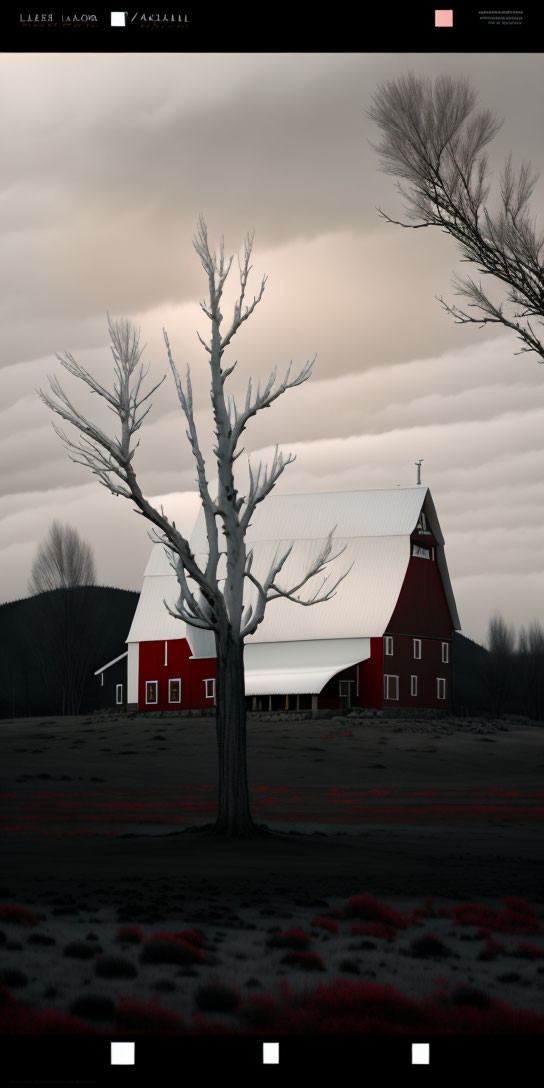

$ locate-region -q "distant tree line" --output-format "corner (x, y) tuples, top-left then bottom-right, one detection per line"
(480, 614), (544, 720)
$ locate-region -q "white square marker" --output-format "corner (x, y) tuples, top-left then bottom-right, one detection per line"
(111, 1042), (135, 1065)
(111, 11), (126, 26)
(263, 1042), (280, 1065)
(412, 1043), (430, 1065)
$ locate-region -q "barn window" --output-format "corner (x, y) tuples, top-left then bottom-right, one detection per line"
(204, 678), (216, 702)
(164, 641), (168, 666)
(417, 512), (427, 531)
(412, 544), (430, 559)
(437, 678), (446, 700)
(145, 681), (158, 705)
(384, 636), (394, 656)
(169, 678), (182, 703)
(413, 639), (422, 659)
(339, 680), (353, 708)
(384, 674), (399, 700)
(116, 683), (123, 705)
(442, 642), (449, 663)
(410, 675), (418, 696)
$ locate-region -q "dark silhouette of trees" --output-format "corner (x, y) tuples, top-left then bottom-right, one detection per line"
(518, 620), (544, 721)
(38, 219), (348, 835)
(483, 613), (516, 718)
(369, 73), (544, 363)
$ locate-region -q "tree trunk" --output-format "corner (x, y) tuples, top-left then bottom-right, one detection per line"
(212, 628), (259, 836)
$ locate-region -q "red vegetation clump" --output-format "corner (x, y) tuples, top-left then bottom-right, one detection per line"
(267, 927), (312, 951)
(326, 908), (345, 919)
(514, 942), (544, 960)
(345, 895), (407, 930)
(240, 978), (544, 1035)
(478, 937), (506, 962)
(350, 922), (397, 942)
(0, 904), (41, 928)
(452, 899), (541, 934)
(173, 928), (206, 948)
(311, 916), (339, 935)
(116, 926), (144, 944)
(116, 996), (184, 1033)
(0, 998), (99, 1034)
(140, 935), (205, 966)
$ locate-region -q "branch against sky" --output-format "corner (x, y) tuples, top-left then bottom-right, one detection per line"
(368, 72), (544, 362)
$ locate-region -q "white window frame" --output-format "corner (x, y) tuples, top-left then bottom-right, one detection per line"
(384, 674), (399, 701)
(384, 636), (394, 656)
(437, 677), (446, 700)
(204, 678), (216, 702)
(442, 642), (449, 663)
(413, 639), (422, 660)
(145, 680), (158, 705)
(410, 674), (418, 697)
(168, 677), (182, 704)
(412, 544), (430, 559)
(116, 683), (123, 705)
(164, 640), (168, 666)
(100, 672), (104, 687)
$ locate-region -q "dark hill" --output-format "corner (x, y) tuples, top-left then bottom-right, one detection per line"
(0, 586), (138, 717)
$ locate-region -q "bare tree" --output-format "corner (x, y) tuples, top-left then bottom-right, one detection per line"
(39, 218), (349, 836)
(368, 73), (544, 363)
(518, 620), (544, 721)
(483, 613), (516, 718)
(28, 521), (96, 595)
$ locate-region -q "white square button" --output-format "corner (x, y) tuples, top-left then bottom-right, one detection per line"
(412, 1042), (430, 1065)
(111, 1042), (135, 1065)
(263, 1042), (279, 1064)
(111, 11), (126, 26)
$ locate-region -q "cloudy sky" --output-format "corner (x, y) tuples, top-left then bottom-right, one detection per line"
(1, 51), (543, 645)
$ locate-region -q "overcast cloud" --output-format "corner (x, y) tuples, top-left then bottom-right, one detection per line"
(1, 51), (543, 645)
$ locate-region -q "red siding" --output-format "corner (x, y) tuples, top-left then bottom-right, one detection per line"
(138, 639), (216, 711)
(387, 546), (454, 638)
(358, 637), (384, 708)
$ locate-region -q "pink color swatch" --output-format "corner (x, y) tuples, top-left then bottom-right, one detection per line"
(435, 9), (453, 26)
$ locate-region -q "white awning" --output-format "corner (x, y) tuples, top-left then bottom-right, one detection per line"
(243, 638), (371, 694)
(94, 651), (128, 676)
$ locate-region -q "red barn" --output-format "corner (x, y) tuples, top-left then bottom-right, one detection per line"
(126, 486), (460, 713)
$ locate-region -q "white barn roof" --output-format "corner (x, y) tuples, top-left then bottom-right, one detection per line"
(126, 487), (460, 663)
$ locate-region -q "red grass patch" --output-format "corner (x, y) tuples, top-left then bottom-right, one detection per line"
(0, 904), (41, 928)
(140, 936), (205, 966)
(311, 916), (339, 935)
(452, 899), (541, 934)
(345, 895), (407, 930)
(116, 926), (144, 944)
(0, 1001), (99, 1034)
(241, 978), (544, 1035)
(350, 922), (397, 942)
(116, 996), (184, 1033)
(514, 942), (544, 960)
(326, 908), (345, 919)
(478, 936), (506, 962)
(173, 929), (206, 948)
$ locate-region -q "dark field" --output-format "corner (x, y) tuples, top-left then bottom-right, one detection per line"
(1, 712), (543, 1076)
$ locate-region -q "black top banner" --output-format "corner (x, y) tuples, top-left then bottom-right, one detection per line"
(6, 5), (544, 52)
